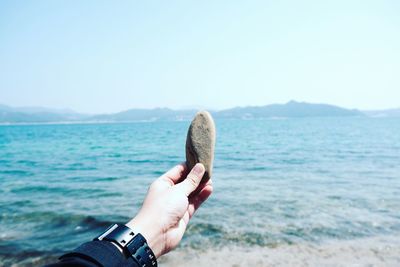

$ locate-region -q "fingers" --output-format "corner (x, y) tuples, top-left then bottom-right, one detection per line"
(176, 163), (205, 196)
(159, 162), (188, 185)
(188, 182), (213, 218)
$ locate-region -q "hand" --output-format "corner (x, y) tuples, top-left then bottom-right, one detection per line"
(126, 163), (213, 258)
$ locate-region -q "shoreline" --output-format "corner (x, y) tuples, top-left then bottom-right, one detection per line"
(0, 116), (396, 127)
(160, 235), (400, 267)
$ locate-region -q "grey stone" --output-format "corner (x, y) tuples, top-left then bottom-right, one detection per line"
(185, 111), (216, 182)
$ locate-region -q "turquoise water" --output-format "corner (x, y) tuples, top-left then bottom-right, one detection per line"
(1, 118), (400, 265)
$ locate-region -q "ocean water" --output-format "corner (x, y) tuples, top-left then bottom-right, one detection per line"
(0, 117), (400, 266)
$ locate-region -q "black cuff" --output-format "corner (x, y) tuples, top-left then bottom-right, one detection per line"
(60, 240), (138, 267)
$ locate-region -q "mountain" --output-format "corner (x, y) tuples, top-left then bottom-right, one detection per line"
(0, 104), (77, 114)
(363, 108), (400, 117)
(0, 101), (366, 124)
(0, 104), (86, 123)
(90, 108), (197, 122)
(0, 104), (13, 111)
(215, 101), (364, 119)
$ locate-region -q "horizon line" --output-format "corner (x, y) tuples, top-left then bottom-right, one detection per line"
(1, 100), (399, 115)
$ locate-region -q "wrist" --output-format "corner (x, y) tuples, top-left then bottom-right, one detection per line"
(126, 214), (165, 258)
(95, 223), (159, 266)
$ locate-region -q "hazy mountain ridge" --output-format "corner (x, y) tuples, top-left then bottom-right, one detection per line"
(216, 101), (364, 119)
(91, 108), (197, 122)
(0, 104), (78, 114)
(0, 101), (396, 124)
(0, 104), (87, 123)
(363, 108), (400, 118)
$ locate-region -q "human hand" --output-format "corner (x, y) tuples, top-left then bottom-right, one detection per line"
(126, 163), (213, 258)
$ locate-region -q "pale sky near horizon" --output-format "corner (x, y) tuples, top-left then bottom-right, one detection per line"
(0, 1), (399, 113)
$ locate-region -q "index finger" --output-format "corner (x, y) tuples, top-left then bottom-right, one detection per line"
(159, 162), (188, 185)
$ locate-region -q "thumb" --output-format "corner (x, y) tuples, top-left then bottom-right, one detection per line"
(177, 163), (205, 196)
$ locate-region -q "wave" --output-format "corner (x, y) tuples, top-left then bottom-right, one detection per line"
(160, 235), (400, 267)
(0, 169), (34, 176)
(185, 223), (281, 248)
(0, 211), (118, 230)
(183, 221), (400, 249)
(0, 247), (59, 267)
(125, 159), (178, 164)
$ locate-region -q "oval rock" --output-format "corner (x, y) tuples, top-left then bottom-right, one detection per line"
(185, 111), (216, 182)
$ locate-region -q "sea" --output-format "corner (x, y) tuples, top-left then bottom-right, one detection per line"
(1, 117), (399, 266)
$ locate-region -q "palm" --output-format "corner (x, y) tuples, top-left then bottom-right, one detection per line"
(131, 163), (213, 256)
(156, 165), (212, 251)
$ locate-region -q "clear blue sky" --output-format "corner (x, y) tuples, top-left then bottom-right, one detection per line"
(0, 1), (399, 113)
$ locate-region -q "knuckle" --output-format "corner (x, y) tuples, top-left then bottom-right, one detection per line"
(149, 181), (159, 191)
(186, 174), (199, 188)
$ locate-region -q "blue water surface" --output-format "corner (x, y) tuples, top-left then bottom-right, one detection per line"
(0, 117), (399, 265)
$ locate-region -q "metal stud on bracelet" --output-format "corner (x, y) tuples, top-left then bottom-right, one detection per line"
(126, 233), (157, 266)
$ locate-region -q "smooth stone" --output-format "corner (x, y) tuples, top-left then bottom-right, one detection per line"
(185, 111), (216, 182)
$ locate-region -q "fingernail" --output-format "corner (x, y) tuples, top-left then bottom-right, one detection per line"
(193, 164), (204, 175)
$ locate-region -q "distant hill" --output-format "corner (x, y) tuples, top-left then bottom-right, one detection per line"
(0, 104), (78, 114)
(0, 101), (368, 124)
(91, 108), (196, 122)
(363, 108), (400, 118)
(215, 101), (364, 119)
(0, 104), (86, 123)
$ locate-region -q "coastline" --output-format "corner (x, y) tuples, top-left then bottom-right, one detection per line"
(160, 235), (400, 267)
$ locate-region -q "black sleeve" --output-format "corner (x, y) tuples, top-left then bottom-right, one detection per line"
(44, 240), (140, 267)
